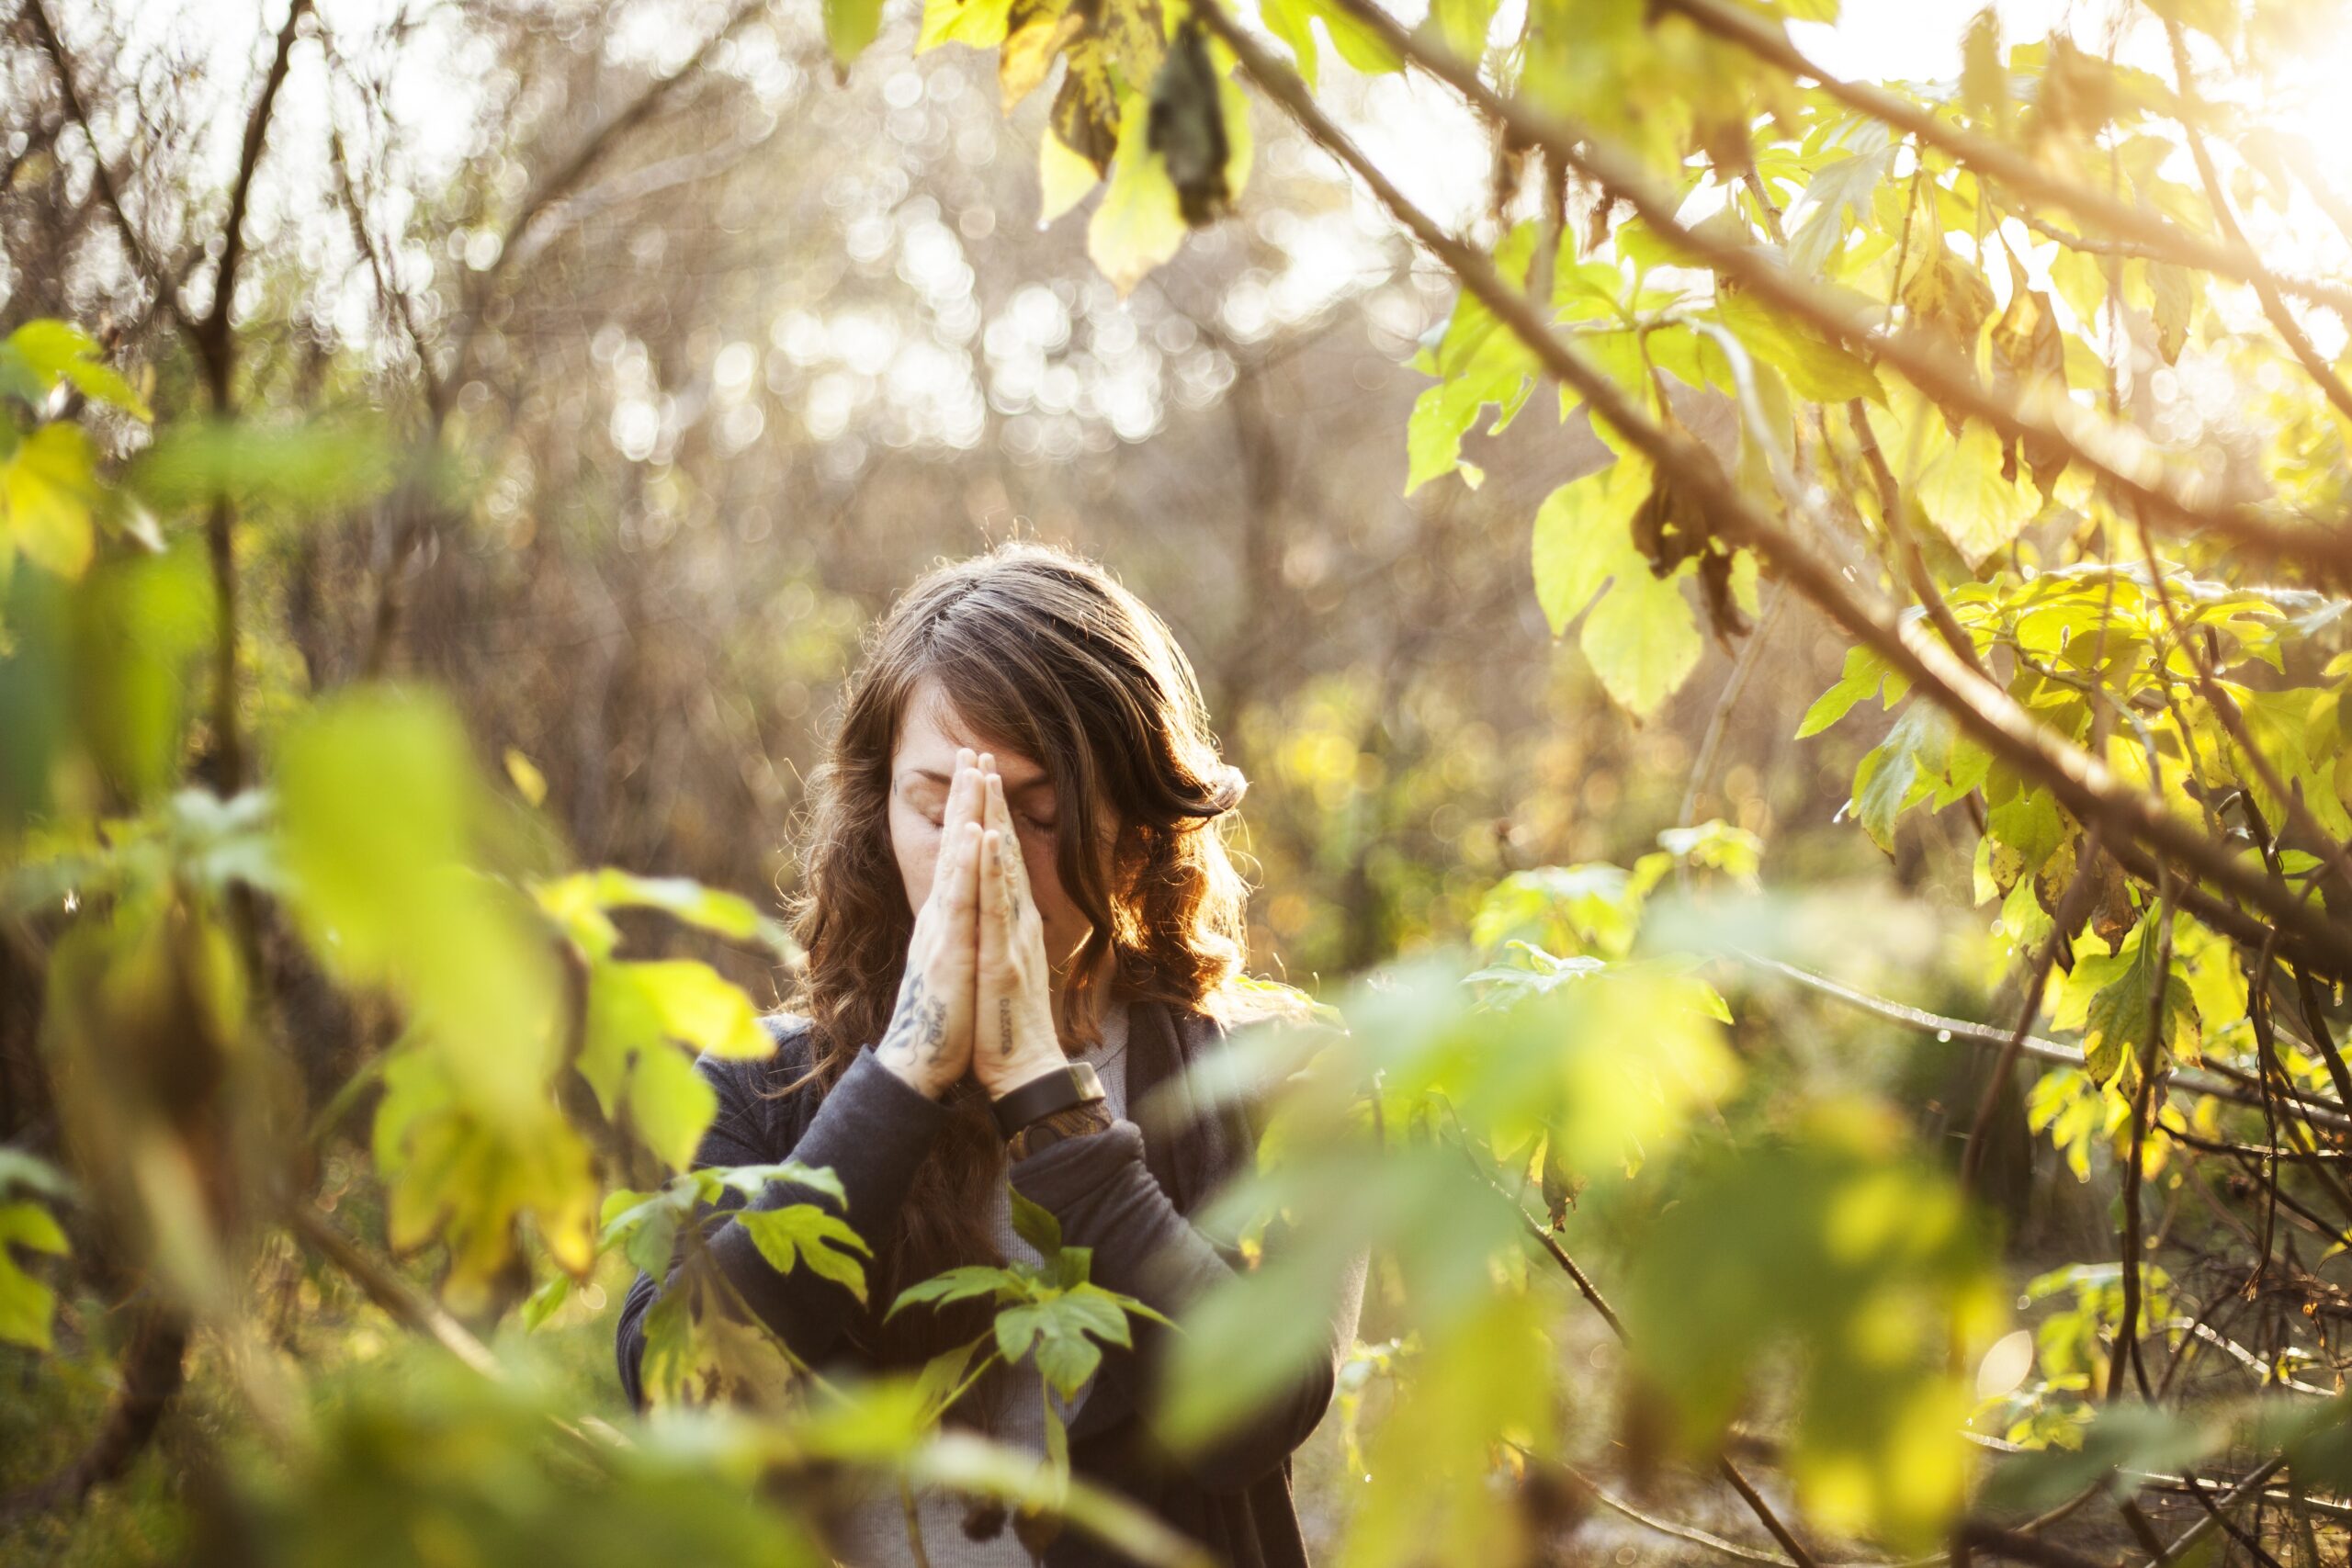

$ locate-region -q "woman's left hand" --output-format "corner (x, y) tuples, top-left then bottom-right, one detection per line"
(974, 765), (1069, 1100)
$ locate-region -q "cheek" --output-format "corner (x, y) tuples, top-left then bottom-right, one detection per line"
(889, 807), (941, 907)
(1023, 837), (1082, 926)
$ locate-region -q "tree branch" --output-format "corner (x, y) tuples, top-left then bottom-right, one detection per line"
(1738, 951), (2352, 1136)
(1204, 0), (2352, 976)
(1657, 0), (2352, 321)
(1320, 0), (2352, 580)
(481, 0), (767, 293)
(22, 0), (185, 333)
(2162, 19), (2352, 425)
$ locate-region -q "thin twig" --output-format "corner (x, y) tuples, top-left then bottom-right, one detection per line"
(1738, 951), (2352, 1134)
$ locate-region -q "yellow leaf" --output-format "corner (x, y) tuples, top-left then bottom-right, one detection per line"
(1917, 419), (2038, 565)
(1087, 94), (1189, 295)
(503, 747), (548, 807)
(1039, 129), (1100, 226)
(1001, 0), (1080, 108)
(919, 0), (1012, 50)
(2, 423), (99, 580)
(1219, 73), (1254, 205)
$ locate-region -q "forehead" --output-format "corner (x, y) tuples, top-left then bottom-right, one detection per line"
(892, 676), (1047, 789)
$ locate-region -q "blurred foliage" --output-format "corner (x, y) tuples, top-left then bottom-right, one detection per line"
(12, 0), (2352, 1562)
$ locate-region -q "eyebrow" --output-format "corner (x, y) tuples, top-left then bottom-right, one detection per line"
(903, 766), (1053, 796)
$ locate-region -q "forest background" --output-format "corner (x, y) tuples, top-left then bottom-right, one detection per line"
(9, 0), (2352, 1563)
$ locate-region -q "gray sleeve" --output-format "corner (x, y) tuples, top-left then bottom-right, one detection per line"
(615, 1044), (953, 1408)
(1009, 1119), (1368, 1492)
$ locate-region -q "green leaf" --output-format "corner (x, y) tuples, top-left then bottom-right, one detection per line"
(1033, 1314), (1106, 1399)
(371, 1049), (599, 1312)
(615, 1200), (681, 1281)
(709, 1159), (850, 1209)
(1783, 147), (1894, 276)
(1851, 703), (1958, 852)
(1056, 1284), (1134, 1348)
(2081, 922), (2199, 1084)
(519, 1272), (571, 1332)
(1532, 462), (1647, 634)
(891, 1264), (1025, 1318)
(1425, 0), (1499, 58)
(0, 1198), (69, 1350)
(1316, 0), (1402, 72)
(1716, 288), (1884, 404)
(613, 960), (770, 1057)
(1532, 459), (1702, 718)
(3, 321), (151, 420)
(623, 1044), (721, 1171)
(824, 0), (883, 65)
(1795, 646), (1891, 738)
(740, 1203), (872, 1305)
(1917, 419), (2038, 565)
(127, 417), (405, 516)
(1033, 124), (1098, 226)
(536, 868), (800, 964)
(278, 688), (564, 1102)
(1582, 568), (1702, 720)
(996, 1300), (1047, 1362)
(1010, 1184), (1063, 1257)
(1087, 90), (1189, 294)
(1259, 0), (1322, 87)
(0, 1147), (71, 1199)
(1623, 1102), (2004, 1551)
(2, 423), (100, 580)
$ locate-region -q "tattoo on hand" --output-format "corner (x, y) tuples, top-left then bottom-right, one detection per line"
(882, 972), (948, 1068)
(998, 997), (1012, 1059)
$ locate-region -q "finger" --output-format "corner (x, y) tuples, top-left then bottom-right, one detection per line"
(945, 819), (982, 958)
(923, 757), (982, 911)
(984, 773), (1035, 917)
(944, 748), (978, 835)
(979, 825), (1009, 985)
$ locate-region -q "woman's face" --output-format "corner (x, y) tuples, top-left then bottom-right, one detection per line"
(888, 674), (1104, 989)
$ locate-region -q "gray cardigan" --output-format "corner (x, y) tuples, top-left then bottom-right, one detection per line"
(613, 998), (1367, 1567)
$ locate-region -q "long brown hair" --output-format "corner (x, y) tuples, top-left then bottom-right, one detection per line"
(779, 541), (1251, 1371)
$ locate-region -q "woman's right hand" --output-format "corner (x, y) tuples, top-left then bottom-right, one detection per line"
(875, 748), (987, 1099)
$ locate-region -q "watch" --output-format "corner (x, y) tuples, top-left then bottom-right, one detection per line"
(989, 1059), (1106, 1139)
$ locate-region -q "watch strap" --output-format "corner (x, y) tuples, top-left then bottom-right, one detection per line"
(989, 1060), (1105, 1138)
(1006, 1099), (1114, 1161)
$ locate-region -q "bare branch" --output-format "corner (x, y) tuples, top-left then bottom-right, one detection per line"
(483, 0), (769, 292)
(197, 0), (313, 403)
(22, 0), (184, 333)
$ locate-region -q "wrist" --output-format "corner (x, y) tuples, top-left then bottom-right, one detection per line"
(988, 1058), (1104, 1139)
(986, 1055), (1073, 1101)
(876, 1043), (955, 1100)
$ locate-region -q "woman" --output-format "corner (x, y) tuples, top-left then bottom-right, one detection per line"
(614, 543), (1367, 1567)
